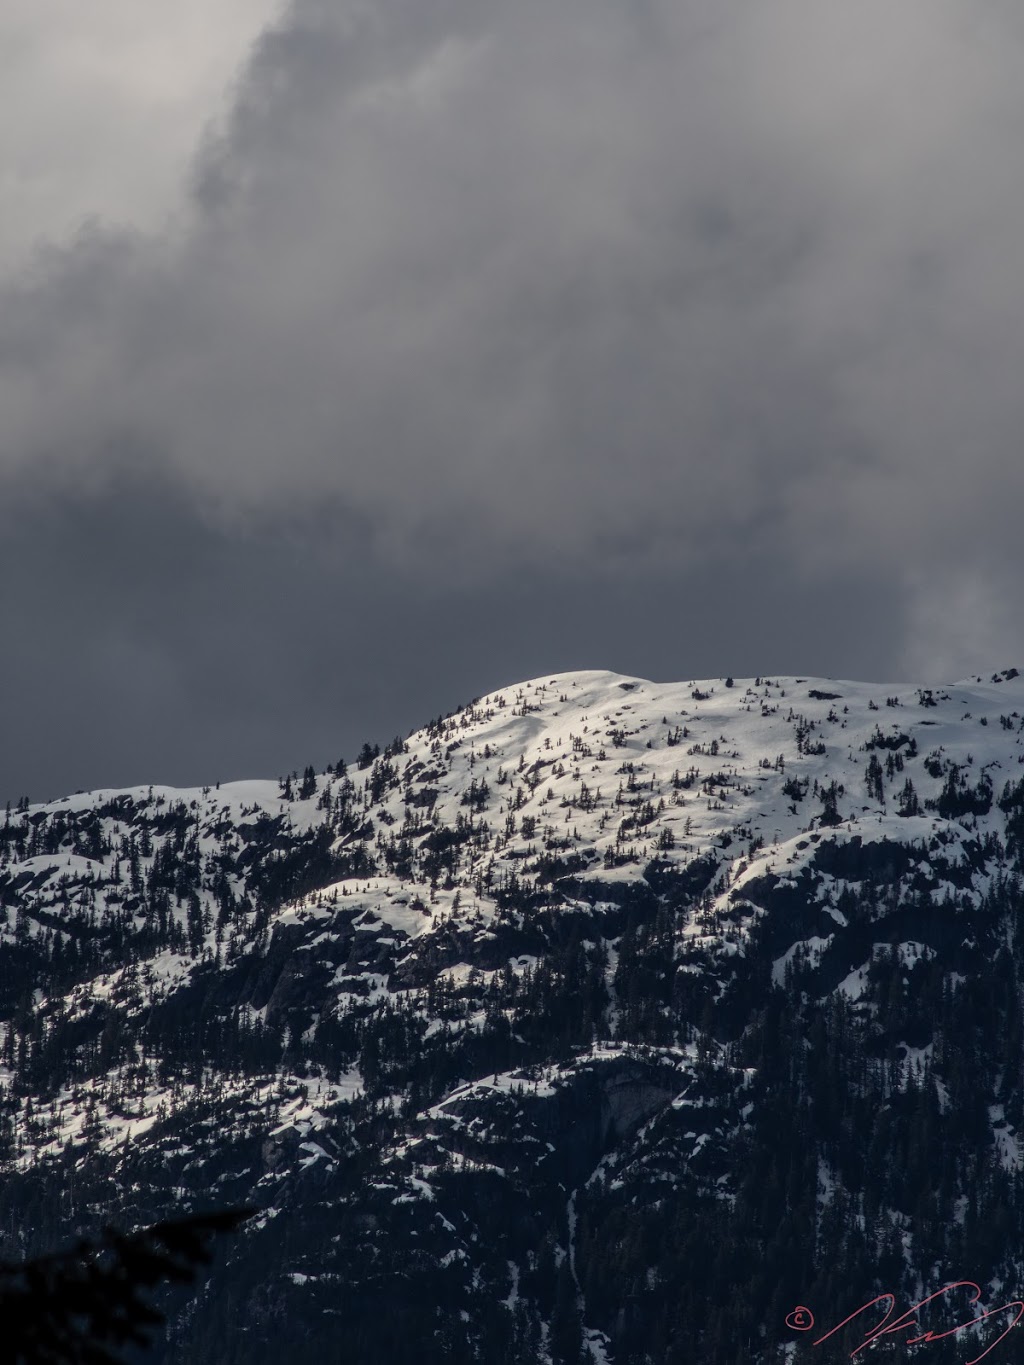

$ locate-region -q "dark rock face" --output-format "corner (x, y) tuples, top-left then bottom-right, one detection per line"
(810, 834), (918, 882)
(3, 669), (1024, 1363)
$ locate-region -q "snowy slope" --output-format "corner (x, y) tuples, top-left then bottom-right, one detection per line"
(2, 666), (1024, 1364)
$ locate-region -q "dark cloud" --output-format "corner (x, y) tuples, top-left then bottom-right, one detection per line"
(2, 0), (1024, 796)
(0, 468), (902, 803)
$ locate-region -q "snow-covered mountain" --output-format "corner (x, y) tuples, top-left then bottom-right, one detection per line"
(3, 668), (1024, 1363)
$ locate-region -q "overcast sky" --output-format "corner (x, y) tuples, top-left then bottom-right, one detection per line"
(3, 0), (1024, 803)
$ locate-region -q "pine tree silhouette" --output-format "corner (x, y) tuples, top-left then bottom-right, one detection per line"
(0, 1208), (254, 1364)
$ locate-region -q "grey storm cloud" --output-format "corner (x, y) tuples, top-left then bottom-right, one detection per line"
(2, 0), (1024, 798)
(0, 468), (904, 802)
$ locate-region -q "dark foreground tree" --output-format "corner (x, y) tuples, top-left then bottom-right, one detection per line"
(0, 1209), (253, 1365)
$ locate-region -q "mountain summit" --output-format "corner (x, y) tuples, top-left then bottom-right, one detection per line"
(3, 669), (1024, 1363)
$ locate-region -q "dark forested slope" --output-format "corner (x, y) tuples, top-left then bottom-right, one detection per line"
(3, 668), (1024, 1363)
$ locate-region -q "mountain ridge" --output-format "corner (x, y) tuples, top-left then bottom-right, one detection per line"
(3, 665), (1024, 1363)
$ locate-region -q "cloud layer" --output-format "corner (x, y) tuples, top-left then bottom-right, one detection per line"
(0, 0), (280, 269)
(3, 0), (1024, 796)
